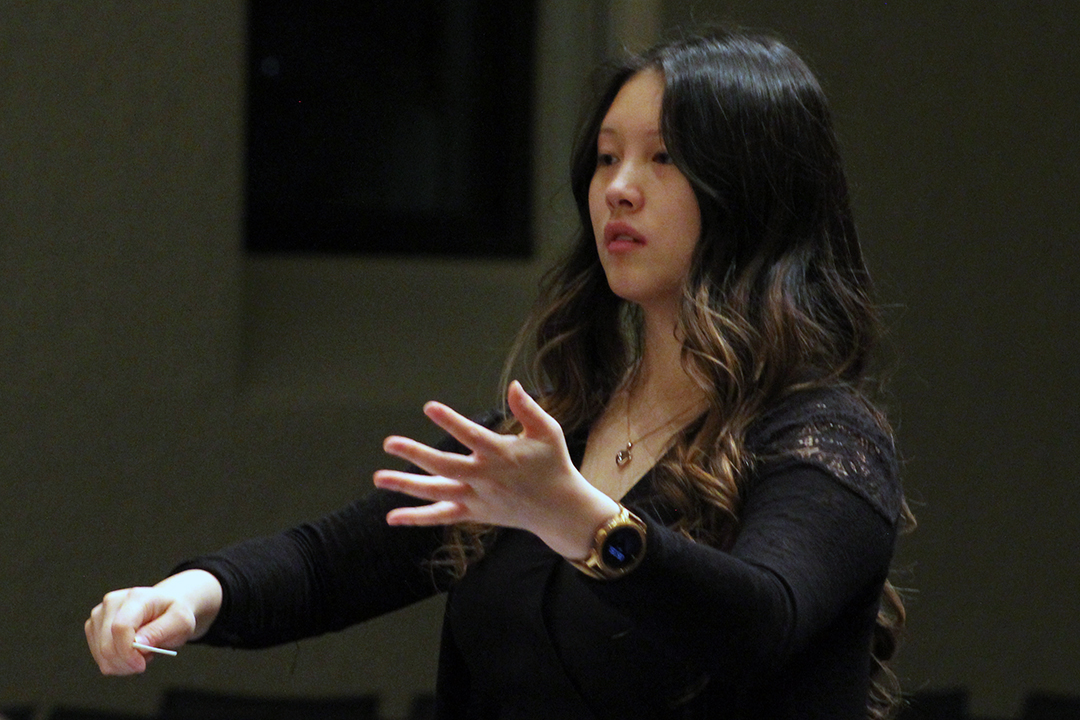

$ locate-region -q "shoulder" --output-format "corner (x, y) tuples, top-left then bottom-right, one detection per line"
(746, 385), (903, 524)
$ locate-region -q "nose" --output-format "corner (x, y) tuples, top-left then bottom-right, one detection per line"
(605, 162), (644, 211)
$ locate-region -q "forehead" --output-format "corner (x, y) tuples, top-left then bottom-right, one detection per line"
(598, 69), (664, 138)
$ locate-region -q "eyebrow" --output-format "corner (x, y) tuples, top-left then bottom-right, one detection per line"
(597, 126), (662, 139)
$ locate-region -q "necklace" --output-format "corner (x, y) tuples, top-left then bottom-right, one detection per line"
(614, 380), (702, 469)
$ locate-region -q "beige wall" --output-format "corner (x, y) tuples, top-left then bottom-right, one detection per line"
(1, 0), (603, 716)
(1, 1), (1077, 717)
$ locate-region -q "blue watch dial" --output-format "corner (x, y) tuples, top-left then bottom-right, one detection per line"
(601, 525), (645, 570)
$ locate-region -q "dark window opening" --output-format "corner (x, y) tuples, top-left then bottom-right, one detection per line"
(246, 1), (536, 257)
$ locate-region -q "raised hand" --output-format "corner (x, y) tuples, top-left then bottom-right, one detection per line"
(374, 381), (619, 559)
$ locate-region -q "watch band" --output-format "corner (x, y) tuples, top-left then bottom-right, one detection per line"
(568, 505), (647, 580)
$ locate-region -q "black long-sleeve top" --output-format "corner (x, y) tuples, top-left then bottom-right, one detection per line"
(177, 387), (904, 719)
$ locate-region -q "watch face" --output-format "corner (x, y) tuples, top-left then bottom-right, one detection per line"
(601, 525), (645, 570)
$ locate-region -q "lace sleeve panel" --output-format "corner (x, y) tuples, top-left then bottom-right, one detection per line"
(746, 387), (904, 525)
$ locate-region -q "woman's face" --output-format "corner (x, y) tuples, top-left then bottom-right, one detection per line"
(589, 70), (701, 314)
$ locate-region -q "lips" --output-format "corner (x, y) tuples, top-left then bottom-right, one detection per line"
(603, 221), (646, 251)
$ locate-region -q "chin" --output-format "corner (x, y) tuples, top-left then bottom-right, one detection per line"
(606, 285), (660, 308)
(601, 275), (637, 303)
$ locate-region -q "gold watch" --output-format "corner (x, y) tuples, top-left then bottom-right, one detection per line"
(569, 505), (647, 580)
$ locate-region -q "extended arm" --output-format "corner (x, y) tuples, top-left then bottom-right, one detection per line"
(178, 487), (448, 648)
(87, 477), (452, 672)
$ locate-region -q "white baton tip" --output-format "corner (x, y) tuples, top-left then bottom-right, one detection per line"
(132, 641), (178, 657)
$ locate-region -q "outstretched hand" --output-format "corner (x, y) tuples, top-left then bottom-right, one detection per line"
(373, 381), (619, 560)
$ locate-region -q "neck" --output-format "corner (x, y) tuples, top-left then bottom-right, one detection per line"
(631, 304), (704, 416)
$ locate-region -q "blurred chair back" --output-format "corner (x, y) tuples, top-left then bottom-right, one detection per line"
(899, 687), (970, 719)
(48, 709), (151, 720)
(407, 693), (435, 720)
(159, 689), (379, 720)
(1022, 691), (1080, 720)
(1, 707), (36, 720)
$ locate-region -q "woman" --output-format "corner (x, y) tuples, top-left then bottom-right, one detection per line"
(87, 30), (910, 719)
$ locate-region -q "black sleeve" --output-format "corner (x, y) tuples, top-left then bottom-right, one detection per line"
(175, 488), (450, 648)
(594, 464), (895, 676)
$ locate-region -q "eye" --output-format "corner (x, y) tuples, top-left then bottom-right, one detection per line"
(597, 152), (617, 167)
(654, 150), (672, 165)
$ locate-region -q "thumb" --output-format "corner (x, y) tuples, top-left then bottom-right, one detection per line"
(507, 381), (559, 441)
(131, 597), (196, 651)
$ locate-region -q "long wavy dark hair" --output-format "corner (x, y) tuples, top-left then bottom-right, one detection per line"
(442, 29), (912, 719)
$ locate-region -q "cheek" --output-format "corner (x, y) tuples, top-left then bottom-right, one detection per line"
(674, 191), (702, 271)
(588, 180), (608, 242)
(677, 189), (702, 241)
(587, 177), (604, 221)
